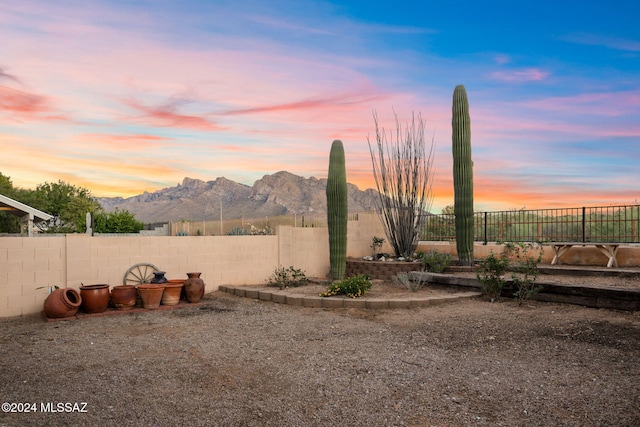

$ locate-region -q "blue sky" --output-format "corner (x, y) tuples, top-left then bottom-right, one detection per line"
(1, 0), (638, 212)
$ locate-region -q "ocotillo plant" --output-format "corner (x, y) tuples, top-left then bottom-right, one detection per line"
(326, 139), (348, 280)
(452, 85), (474, 266)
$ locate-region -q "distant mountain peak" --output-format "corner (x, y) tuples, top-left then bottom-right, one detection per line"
(97, 171), (379, 223)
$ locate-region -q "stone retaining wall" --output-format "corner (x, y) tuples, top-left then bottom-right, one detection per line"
(345, 259), (423, 281)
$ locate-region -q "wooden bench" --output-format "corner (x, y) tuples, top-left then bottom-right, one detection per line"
(547, 242), (621, 268)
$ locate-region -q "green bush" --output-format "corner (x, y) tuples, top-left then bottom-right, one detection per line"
(504, 242), (544, 304)
(266, 266), (308, 289)
(419, 250), (452, 273)
(476, 252), (509, 302)
(320, 274), (372, 298)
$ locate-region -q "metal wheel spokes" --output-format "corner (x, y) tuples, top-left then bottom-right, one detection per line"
(123, 263), (159, 286)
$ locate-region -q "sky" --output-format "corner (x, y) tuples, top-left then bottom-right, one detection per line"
(1, 0), (639, 213)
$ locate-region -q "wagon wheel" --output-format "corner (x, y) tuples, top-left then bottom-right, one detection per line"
(123, 263), (159, 286)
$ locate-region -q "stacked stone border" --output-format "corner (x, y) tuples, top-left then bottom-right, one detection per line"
(219, 285), (480, 309)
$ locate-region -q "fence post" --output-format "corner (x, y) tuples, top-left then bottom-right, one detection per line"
(483, 211), (488, 244)
(582, 207), (586, 243)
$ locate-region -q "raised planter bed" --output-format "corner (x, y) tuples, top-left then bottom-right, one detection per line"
(345, 258), (423, 281)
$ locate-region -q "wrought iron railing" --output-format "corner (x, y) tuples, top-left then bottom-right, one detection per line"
(421, 205), (640, 244)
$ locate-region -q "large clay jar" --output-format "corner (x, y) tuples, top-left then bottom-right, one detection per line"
(79, 284), (110, 314)
(137, 284), (166, 309)
(110, 285), (137, 310)
(183, 272), (205, 303)
(161, 280), (184, 306)
(43, 288), (82, 318)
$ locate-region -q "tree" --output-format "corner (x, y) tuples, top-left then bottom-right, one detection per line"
(0, 173), (20, 233)
(368, 111), (435, 258)
(93, 208), (144, 233)
(26, 180), (101, 233)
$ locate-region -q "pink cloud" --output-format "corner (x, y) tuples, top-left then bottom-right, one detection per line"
(220, 91), (386, 116)
(0, 85), (68, 122)
(490, 68), (550, 83)
(123, 99), (226, 131)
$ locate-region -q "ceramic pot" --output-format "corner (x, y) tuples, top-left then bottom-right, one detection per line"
(150, 271), (168, 284)
(161, 280), (184, 306)
(43, 288), (82, 318)
(137, 284), (166, 309)
(79, 284), (110, 314)
(183, 272), (205, 303)
(110, 285), (137, 310)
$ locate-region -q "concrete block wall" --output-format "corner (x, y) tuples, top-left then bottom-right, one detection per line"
(3, 215), (638, 318)
(0, 219), (384, 318)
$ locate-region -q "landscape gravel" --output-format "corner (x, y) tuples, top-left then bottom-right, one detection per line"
(1, 275), (639, 427)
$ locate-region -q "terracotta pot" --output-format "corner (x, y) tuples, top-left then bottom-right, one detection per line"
(79, 284), (110, 314)
(110, 285), (137, 310)
(161, 280), (184, 306)
(43, 288), (82, 318)
(183, 272), (205, 303)
(137, 284), (166, 309)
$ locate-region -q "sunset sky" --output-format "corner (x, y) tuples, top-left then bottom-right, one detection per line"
(1, 0), (639, 213)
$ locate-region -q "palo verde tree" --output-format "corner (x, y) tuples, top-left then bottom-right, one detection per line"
(368, 111), (434, 258)
(326, 140), (348, 280)
(452, 85), (474, 266)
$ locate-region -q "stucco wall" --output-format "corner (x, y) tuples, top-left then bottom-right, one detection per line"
(0, 215), (388, 318)
(2, 212), (638, 318)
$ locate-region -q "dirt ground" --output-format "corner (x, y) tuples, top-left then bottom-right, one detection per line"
(1, 273), (639, 427)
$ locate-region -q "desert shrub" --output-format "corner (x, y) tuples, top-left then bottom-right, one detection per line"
(393, 272), (428, 292)
(266, 266), (308, 289)
(370, 236), (385, 257)
(505, 242), (543, 304)
(476, 252), (510, 302)
(320, 274), (372, 298)
(419, 250), (452, 273)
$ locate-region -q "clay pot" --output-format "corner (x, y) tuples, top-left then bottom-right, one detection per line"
(161, 280), (184, 306)
(183, 272), (205, 303)
(79, 284), (110, 314)
(137, 284), (166, 309)
(110, 285), (137, 310)
(150, 271), (168, 284)
(43, 288), (82, 318)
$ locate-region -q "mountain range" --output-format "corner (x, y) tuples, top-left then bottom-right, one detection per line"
(97, 171), (381, 223)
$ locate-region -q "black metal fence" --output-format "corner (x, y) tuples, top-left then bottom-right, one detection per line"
(421, 205), (640, 244)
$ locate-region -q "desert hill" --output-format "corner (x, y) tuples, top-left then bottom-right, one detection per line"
(97, 171), (380, 223)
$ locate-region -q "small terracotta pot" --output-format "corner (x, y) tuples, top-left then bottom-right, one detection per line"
(161, 280), (184, 306)
(79, 284), (110, 314)
(43, 288), (82, 318)
(137, 284), (166, 309)
(110, 285), (137, 310)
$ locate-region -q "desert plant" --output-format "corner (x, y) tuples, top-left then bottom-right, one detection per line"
(327, 140), (348, 280)
(370, 236), (385, 257)
(476, 252), (509, 302)
(393, 272), (428, 292)
(452, 85), (474, 266)
(266, 266), (308, 290)
(505, 242), (544, 304)
(320, 274), (372, 298)
(420, 250), (452, 273)
(368, 111), (434, 258)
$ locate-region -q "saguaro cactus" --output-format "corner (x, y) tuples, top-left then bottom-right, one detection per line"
(326, 139), (348, 280)
(452, 85), (474, 266)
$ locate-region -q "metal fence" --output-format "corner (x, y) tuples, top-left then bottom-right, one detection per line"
(421, 205), (640, 244)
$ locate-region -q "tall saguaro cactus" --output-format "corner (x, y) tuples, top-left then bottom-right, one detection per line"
(452, 85), (474, 266)
(326, 139), (348, 280)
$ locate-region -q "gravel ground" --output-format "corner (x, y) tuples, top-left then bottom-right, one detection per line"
(1, 277), (639, 427)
